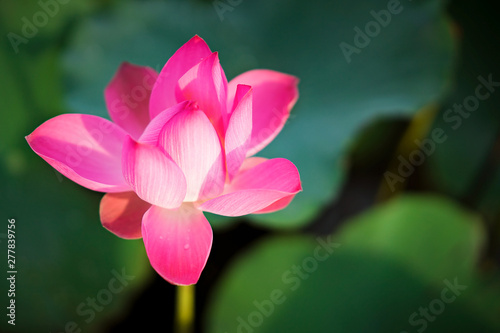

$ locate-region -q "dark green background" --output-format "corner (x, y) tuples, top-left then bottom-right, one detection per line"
(1, 0), (499, 332)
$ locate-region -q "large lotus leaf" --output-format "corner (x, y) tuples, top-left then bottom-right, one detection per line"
(0, 3), (152, 331)
(427, 74), (500, 201)
(62, 0), (455, 227)
(206, 195), (500, 332)
(0, 157), (152, 333)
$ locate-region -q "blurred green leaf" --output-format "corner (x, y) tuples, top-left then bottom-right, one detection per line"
(0, 2), (153, 331)
(0, 0), (96, 43)
(424, 0), (500, 212)
(0, 42), (30, 154)
(206, 195), (500, 333)
(62, 0), (456, 228)
(478, 164), (500, 222)
(0, 158), (152, 333)
(427, 76), (500, 200)
(335, 194), (484, 282)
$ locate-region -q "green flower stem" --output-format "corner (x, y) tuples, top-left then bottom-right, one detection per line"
(175, 284), (195, 333)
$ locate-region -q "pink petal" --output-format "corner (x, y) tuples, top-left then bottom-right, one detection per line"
(105, 62), (158, 140)
(142, 203), (213, 285)
(252, 196), (295, 214)
(227, 70), (299, 156)
(122, 137), (187, 209)
(175, 52), (228, 135)
(243, 157), (295, 214)
(225, 85), (252, 180)
(138, 101), (194, 146)
(149, 35), (212, 119)
(158, 109), (225, 202)
(26, 114), (130, 192)
(100, 191), (151, 239)
(239, 156), (268, 171)
(200, 158), (301, 216)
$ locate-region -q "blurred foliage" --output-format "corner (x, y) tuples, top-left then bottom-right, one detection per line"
(0, 0), (499, 332)
(206, 195), (500, 333)
(0, 1), (152, 332)
(61, 0), (455, 227)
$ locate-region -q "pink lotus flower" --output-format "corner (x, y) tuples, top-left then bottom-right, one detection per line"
(26, 36), (301, 285)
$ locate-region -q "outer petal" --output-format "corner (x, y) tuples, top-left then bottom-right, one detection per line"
(242, 156), (295, 214)
(26, 114), (130, 192)
(225, 85), (252, 180)
(229, 157), (296, 215)
(142, 203), (213, 285)
(105, 62), (158, 140)
(149, 35), (212, 119)
(100, 191), (151, 239)
(158, 109), (225, 202)
(122, 137), (187, 209)
(227, 70), (299, 156)
(200, 158), (301, 216)
(252, 196), (295, 214)
(175, 52), (228, 135)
